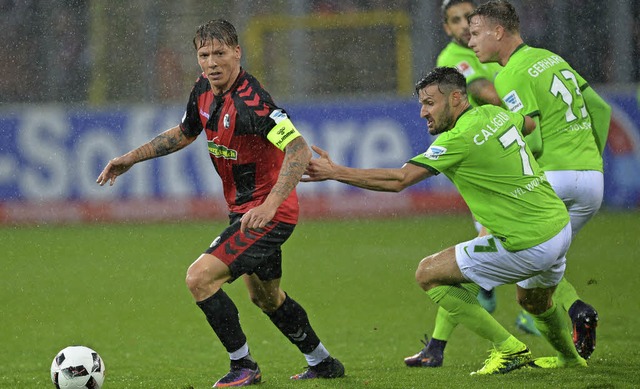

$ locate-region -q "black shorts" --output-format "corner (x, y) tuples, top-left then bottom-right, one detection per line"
(205, 213), (295, 282)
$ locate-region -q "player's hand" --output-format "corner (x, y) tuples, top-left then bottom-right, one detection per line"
(240, 204), (276, 233)
(301, 145), (336, 182)
(96, 156), (134, 186)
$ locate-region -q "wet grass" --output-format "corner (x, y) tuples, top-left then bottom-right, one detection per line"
(1, 210), (638, 388)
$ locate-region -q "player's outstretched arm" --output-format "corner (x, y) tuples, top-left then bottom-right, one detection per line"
(96, 125), (196, 186)
(302, 145), (431, 192)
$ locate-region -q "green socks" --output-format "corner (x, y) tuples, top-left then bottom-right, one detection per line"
(531, 302), (583, 362)
(552, 277), (580, 311)
(427, 285), (513, 347)
(431, 284), (480, 341)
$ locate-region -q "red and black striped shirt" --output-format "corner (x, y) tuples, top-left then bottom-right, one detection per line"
(180, 69), (299, 224)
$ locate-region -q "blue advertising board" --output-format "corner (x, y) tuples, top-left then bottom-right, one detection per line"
(0, 90), (638, 223)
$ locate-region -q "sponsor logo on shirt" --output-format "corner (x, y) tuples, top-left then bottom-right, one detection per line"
(456, 61), (475, 78)
(503, 91), (524, 112)
(424, 146), (447, 160)
(269, 109), (288, 123)
(208, 141), (238, 160)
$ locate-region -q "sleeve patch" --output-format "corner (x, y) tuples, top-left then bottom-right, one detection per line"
(424, 146), (447, 160)
(267, 118), (301, 150)
(456, 61), (476, 78)
(269, 109), (288, 123)
(503, 90), (524, 112)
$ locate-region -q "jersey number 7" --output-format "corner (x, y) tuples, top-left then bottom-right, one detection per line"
(499, 126), (534, 176)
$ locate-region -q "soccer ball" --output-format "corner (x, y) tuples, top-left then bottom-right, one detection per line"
(50, 346), (105, 389)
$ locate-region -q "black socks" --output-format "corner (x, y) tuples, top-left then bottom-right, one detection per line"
(196, 289), (247, 353)
(266, 294), (321, 354)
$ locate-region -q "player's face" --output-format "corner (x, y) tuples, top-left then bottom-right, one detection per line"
(418, 85), (455, 136)
(443, 2), (475, 47)
(197, 39), (241, 95)
(468, 15), (500, 63)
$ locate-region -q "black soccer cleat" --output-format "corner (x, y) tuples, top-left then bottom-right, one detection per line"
(569, 301), (598, 360)
(404, 335), (444, 367)
(290, 356), (345, 380)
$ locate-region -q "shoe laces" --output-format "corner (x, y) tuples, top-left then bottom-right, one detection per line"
(482, 349), (504, 368)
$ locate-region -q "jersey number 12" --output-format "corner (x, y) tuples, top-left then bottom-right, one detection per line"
(549, 70), (588, 123)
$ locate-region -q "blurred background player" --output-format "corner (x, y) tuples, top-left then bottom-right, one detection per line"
(468, 0), (612, 363)
(97, 19), (344, 387)
(304, 66), (587, 375)
(403, 0), (537, 371)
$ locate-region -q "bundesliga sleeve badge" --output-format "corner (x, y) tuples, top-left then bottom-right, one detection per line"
(424, 146), (447, 160)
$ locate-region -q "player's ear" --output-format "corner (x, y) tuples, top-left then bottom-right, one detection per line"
(235, 45), (242, 60)
(495, 24), (505, 41)
(450, 89), (463, 106)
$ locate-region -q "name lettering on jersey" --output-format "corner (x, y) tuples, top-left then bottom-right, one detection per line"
(560, 120), (592, 134)
(527, 55), (564, 77)
(509, 173), (548, 198)
(199, 109), (210, 119)
(503, 91), (524, 113)
(456, 61), (475, 78)
(424, 146), (447, 160)
(208, 141), (238, 160)
(473, 112), (511, 145)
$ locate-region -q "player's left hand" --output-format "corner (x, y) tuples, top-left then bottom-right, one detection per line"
(240, 204), (276, 233)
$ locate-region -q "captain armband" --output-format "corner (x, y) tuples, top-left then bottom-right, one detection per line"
(267, 118), (302, 151)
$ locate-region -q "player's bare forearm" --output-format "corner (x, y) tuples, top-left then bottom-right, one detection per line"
(333, 166), (412, 192)
(263, 136), (311, 208)
(129, 126), (195, 163)
(303, 145), (430, 192)
(97, 125), (196, 186)
(468, 79), (502, 107)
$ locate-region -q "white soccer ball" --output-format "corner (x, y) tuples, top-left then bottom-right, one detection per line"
(50, 346), (105, 389)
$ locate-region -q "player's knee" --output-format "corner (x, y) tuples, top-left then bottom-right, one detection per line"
(247, 292), (266, 310)
(248, 290), (284, 313)
(185, 264), (208, 295)
(415, 261), (436, 291)
(517, 296), (550, 315)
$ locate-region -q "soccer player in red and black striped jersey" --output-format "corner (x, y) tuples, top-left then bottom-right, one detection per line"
(97, 19), (344, 387)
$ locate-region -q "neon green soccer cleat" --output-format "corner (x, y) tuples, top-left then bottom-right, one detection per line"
(526, 356), (587, 369)
(471, 347), (532, 375)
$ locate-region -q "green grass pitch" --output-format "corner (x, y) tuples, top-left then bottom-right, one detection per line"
(2, 211), (639, 388)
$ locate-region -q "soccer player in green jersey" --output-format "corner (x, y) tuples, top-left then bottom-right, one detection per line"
(403, 0), (537, 371)
(303, 66), (587, 374)
(468, 0), (612, 362)
(437, 0), (502, 107)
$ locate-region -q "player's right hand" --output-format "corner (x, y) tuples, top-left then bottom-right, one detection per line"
(96, 156), (133, 186)
(301, 145), (335, 182)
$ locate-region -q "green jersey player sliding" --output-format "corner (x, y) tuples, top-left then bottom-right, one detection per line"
(302, 66), (587, 374)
